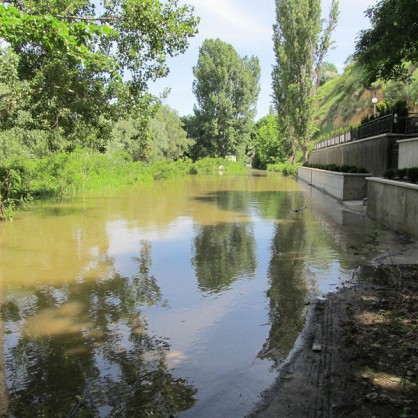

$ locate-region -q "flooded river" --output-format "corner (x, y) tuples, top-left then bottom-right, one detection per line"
(0, 172), (393, 417)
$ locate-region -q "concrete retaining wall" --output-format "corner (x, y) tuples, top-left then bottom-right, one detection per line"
(309, 134), (402, 176)
(367, 178), (418, 239)
(398, 137), (418, 168)
(298, 166), (369, 201)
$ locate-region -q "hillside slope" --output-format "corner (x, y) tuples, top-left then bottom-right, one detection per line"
(315, 62), (418, 138)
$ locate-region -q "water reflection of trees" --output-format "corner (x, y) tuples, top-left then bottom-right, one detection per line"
(259, 194), (308, 367)
(192, 222), (257, 293)
(3, 241), (196, 417)
(193, 190), (251, 214)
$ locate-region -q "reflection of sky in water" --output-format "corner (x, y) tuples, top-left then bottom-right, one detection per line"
(3, 174), (413, 417)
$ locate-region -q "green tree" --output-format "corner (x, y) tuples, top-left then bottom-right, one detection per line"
(355, 0), (418, 84)
(272, 0), (339, 162)
(148, 105), (194, 161)
(192, 38), (260, 159)
(318, 62), (339, 86)
(0, 0), (199, 150)
(315, 1), (339, 87)
(251, 112), (287, 169)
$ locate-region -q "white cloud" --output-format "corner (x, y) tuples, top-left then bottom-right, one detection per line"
(191, 0), (271, 39)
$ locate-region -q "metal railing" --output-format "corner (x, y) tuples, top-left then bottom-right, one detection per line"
(351, 114), (394, 140)
(405, 114), (418, 134)
(314, 131), (351, 150)
(314, 113), (418, 150)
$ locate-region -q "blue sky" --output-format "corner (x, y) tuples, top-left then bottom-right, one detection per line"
(148, 0), (377, 118)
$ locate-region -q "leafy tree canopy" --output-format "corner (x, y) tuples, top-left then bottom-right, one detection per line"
(148, 105), (194, 161)
(250, 112), (286, 169)
(318, 62), (339, 86)
(192, 38), (260, 159)
(0, 0), (199, 146)
(272, 0), (339, 162)
(355, 0), (418, 84)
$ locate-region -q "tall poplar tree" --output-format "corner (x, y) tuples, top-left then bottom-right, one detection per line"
(192, 38), (260, 159)
(272, 0), (338, 162)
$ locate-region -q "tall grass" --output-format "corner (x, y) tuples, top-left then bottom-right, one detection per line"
(267, 161), (299, 176)
(0, 150), (248, 219)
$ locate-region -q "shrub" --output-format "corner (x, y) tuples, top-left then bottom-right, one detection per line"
(384, 169), (396, 179)
(266, 161), (298, 176)
(304, 163), (367, 174)
(396, 168), (407, 179)
(327, 164), (340, 172)
(407, 167), (418, 183)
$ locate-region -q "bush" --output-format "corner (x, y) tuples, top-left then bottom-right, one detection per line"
(396, 168), (407, 179)
(407, 167), (418, 183)
(384, 169), (396, 179)
(303, 163), (367, 174)
(267, 161), (298, 176)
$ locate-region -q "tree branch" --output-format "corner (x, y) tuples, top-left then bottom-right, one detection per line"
(55, 14), (126, 22)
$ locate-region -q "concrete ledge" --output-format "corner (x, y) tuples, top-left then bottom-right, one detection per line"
(298, 166), (370, 201)
(367, 177), (418, 239)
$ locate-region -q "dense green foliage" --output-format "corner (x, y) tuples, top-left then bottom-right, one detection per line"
(3, 0), (416, 220)
(147, 105), (195, 162)
(191, 38), (261, 160)
(266, 161), (299, 176)
(384, 167), (418, 183)
(0, 150), (248, 219)
(318, 62), (339, 87)
(272, 0), (339, 162)
(250, 112), (287, 169)
(303, 162), (368, 173)
(355, 0), (418, 84)
(0, 0), (199, 153)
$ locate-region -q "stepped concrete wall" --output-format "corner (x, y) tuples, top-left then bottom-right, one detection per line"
(298, 166), (369, 201)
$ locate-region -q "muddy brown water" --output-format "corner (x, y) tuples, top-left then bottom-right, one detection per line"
(0, 173), (403, 417)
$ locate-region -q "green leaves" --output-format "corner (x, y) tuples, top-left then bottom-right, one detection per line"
(0, 0), (199, 153)
(192, 39), (260, 159)
(272, 0), (336, 161)
(0, 5), (116, 70)
(355, 0), (418, 84)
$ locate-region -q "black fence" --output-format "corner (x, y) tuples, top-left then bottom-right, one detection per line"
(315, 113), (418, 150)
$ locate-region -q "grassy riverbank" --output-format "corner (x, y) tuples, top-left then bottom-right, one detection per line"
(0, 150), (248, 220)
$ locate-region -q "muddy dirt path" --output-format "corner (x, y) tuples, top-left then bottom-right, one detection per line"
(249, 265), (418, 418)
